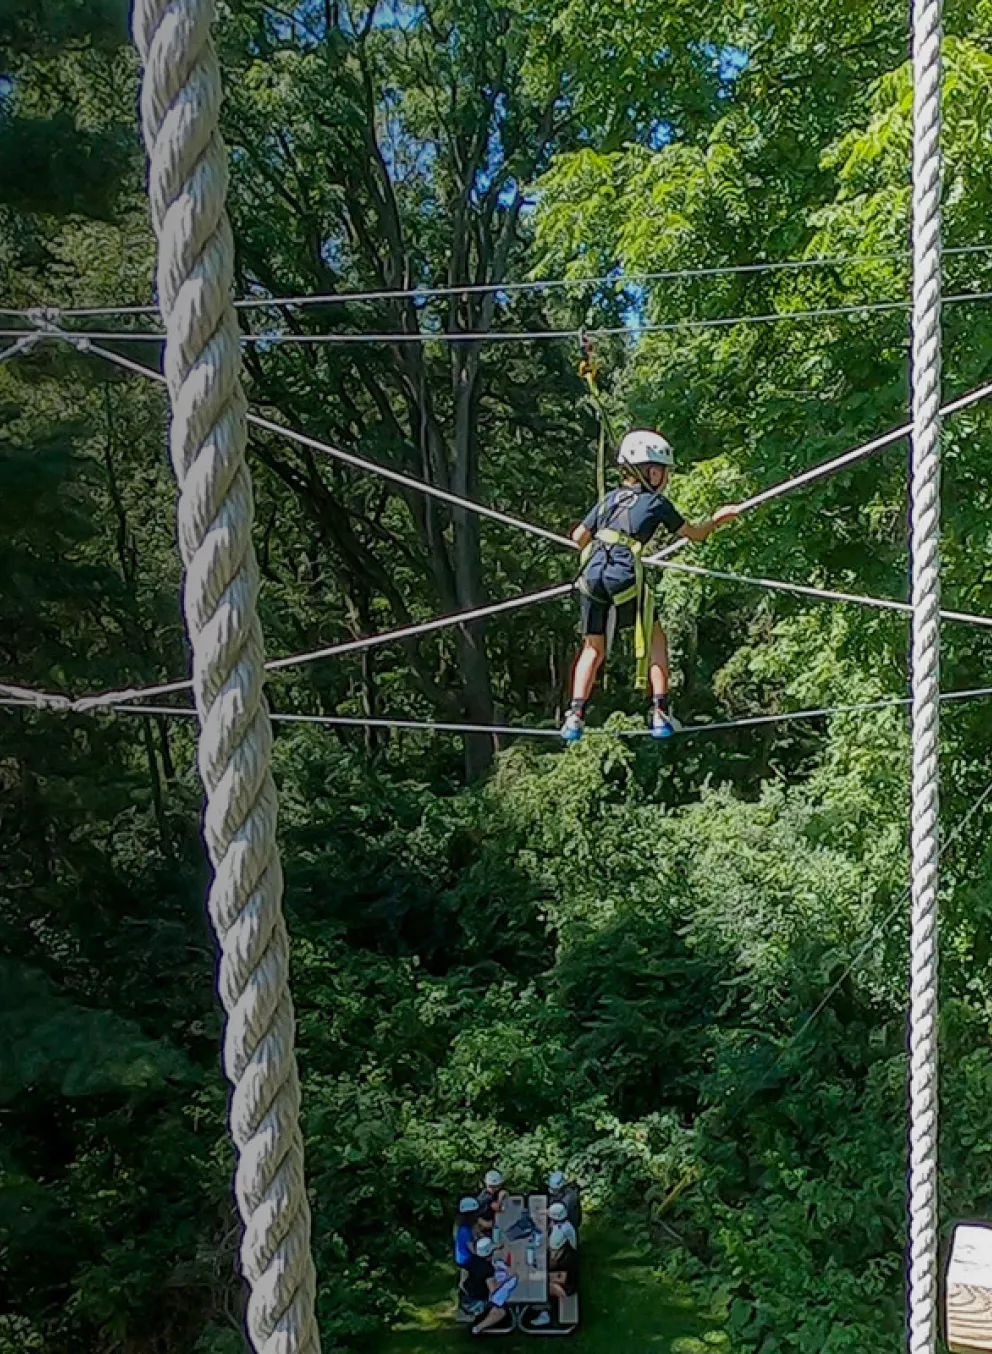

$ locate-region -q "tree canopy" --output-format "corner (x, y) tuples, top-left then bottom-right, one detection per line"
(2, 2), (992, 1352)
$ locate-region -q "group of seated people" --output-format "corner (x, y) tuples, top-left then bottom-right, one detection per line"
(453, 1167), (582, 1335)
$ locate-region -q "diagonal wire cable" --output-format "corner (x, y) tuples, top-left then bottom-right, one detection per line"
(32, 334), (992, 711)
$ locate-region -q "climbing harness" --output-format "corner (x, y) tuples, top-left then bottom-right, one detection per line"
(576, 335), (658, 688)
(576, 525), (654, 689)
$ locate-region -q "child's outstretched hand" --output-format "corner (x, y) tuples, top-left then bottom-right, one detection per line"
(711, 503), (741, 528)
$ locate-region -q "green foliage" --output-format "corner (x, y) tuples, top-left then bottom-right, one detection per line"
(0, 961), (197, 1101)
(0, 0), (129, 55)
(3, 1), (992, 1352)
(0, 115), (133, 219)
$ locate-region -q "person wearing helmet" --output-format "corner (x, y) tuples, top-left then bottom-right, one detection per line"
(454, 1196), (481, 1267)
(469, 1235), (519, 1335)
(461, 1232), (497, 1321)
(547, 1170), (582, 1229)
(547, 1201), (578, 1250)
(547, 1206), (580, 1305)
(476, 1168), (508, 1232)
(455, 1196), (485, 1318)
(561, 429), (739, 742)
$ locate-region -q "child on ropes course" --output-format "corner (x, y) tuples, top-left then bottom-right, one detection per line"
(561, 430), (739, 743)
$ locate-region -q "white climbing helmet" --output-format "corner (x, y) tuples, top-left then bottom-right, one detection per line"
(618, 429), (674, 468)
(548, 1202), (569, 1221)
(547, 1170), (566, 1190)
(459, 1196), (480, 1214)
(476, 1236), (496, 1257)
(484, 1169), (504, 1188)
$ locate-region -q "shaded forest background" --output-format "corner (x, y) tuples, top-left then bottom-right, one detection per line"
(3, 0), (992, 1350)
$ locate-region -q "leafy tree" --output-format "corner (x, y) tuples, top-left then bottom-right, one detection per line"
(3, 1), (992, 1352)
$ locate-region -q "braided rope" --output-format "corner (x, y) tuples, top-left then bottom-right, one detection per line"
(130, 4), (319, 1352)
(908, 0), (943, 1347)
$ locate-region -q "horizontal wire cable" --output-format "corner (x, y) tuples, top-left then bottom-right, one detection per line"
(4, 682), (992, 739)
(10, 241), (992, 319)
(35, 335), (992, 710)
(0, 682), (72, 709)
(0, 301), (910, 344)
(10, 287), (992, 350)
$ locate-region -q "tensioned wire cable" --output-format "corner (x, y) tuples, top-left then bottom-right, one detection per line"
(63, 556), (992, 714)
(8, 288), (992, 346)
(3, 682), (992, 738)
(12, 333), (992, 712)
(5, 241), (992, 319)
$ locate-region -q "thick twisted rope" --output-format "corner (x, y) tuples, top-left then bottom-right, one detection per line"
(908, 0), (943, 1347)
(130, 4), (319, 1352)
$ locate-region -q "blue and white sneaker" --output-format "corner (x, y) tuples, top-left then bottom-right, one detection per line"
(649, 708), (681, 739)
(560, 709), (585, 743)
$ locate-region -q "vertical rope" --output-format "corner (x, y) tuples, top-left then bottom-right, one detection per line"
(908, 0), (943, 1345)
(130, 5), (320, 1352)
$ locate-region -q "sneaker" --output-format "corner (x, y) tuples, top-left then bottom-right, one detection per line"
(560, 710), (585, 743)
(649, 708), (681, 740)
(532, 1310), (552, 1327)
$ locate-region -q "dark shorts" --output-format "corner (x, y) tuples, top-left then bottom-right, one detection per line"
(580, 593), (636, 635)
(578, 549), (639, 636)
(551, 1264), (578, 1296)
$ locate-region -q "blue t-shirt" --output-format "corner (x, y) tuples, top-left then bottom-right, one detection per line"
(582, 485), (685, 544)
(454, 1222), (475, 1267)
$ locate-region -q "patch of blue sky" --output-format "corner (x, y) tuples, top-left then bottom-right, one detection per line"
(647, 121), (674, 149)
(371, 0), (423, 31)
(469, 94), (515, 208)
(263, 2), (324, 45)
(263, 1), (423, 41)
(719, 46), (749, 81)
(321, 236), (347, 271)
(695, 42), (749, 93)
(619, 281), (648, 333)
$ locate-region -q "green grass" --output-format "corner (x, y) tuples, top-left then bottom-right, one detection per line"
(374, 1217), (735, 1353)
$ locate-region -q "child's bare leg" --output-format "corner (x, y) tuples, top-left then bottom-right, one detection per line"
(570, 635), (606, 702)
(648, 623), (669, 699)
(473, 1304), (508, 1335)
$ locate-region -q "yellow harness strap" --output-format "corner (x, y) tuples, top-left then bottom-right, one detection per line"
(579, 357), (609, 505)
(578, 529), (654, 690)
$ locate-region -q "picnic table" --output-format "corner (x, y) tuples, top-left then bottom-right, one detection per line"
(497, 1193), (548, 1307)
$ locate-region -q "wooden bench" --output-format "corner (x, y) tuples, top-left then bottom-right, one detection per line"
(517, 1293), (579, 1335)
(557, 1293), (579, 1328)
